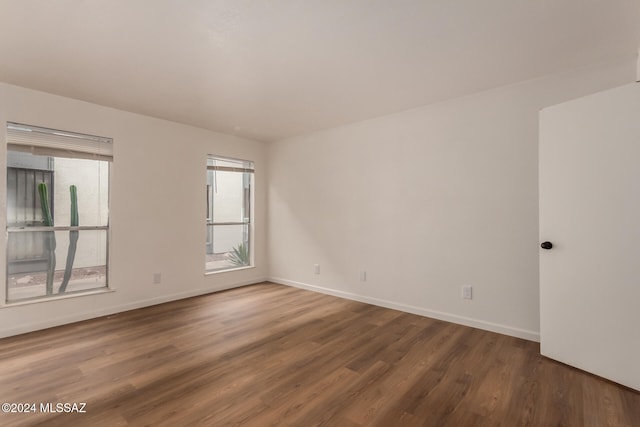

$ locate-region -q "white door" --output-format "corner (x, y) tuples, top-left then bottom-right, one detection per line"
(539, 83), (640, 391)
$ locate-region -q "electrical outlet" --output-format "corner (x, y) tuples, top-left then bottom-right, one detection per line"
(314, 264), (320, 275)
(462, 285), (472, 300)
(360, 270), (367, 282)
(153, 273), (162, 284)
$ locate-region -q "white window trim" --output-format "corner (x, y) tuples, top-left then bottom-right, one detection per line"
(205, 155), (255, 273)
(4, 122), (113, 304)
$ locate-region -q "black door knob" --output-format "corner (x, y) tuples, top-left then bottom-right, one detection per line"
(541, 241), (553, 250)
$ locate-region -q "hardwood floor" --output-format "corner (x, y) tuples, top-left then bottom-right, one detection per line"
(0, 282), (638, 426)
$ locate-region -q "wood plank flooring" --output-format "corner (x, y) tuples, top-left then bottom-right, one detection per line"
(0, 282), (638, 426)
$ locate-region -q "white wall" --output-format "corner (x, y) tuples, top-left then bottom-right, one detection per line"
(0, 83), (267, 338)
(267, 59), (637, 341)
(0, 58), (635, 340)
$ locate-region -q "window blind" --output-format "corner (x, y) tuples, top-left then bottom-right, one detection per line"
(207, 156), (254, 173)
(6, 122), (113, 161)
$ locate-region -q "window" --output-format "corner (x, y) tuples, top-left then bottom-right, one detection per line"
(5, 123), (111, 303)
(206, 156), (253, 272)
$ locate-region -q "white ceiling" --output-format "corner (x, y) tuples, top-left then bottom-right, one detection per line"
(0, 1), (638, 142)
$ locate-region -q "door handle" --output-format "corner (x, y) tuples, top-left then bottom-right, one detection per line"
(541, 241), (553, 250)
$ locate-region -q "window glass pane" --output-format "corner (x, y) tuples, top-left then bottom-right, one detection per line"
(205, 224), (249, 271)
(6, 151), (54, 227)
(7, 151), (109, 227)
(7, 229), (107, 301)
(52, 157), (109, 227)
(6, 133), (110, 303)
(207, 170), (250, 223)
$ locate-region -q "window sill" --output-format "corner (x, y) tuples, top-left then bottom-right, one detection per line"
(2, 287), (115, 308)
(204, 265), (255, 276)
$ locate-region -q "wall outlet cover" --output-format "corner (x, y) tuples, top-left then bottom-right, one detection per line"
(462, 285), (472, 300)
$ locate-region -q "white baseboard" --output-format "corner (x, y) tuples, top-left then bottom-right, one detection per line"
(0, 277), (268, 338)
(2, 276), (540, 342)
(269, 277), (540, 342)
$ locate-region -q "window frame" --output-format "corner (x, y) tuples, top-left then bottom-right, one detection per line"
(4, 122), (112, 305)
(205, 155), (254, 274)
